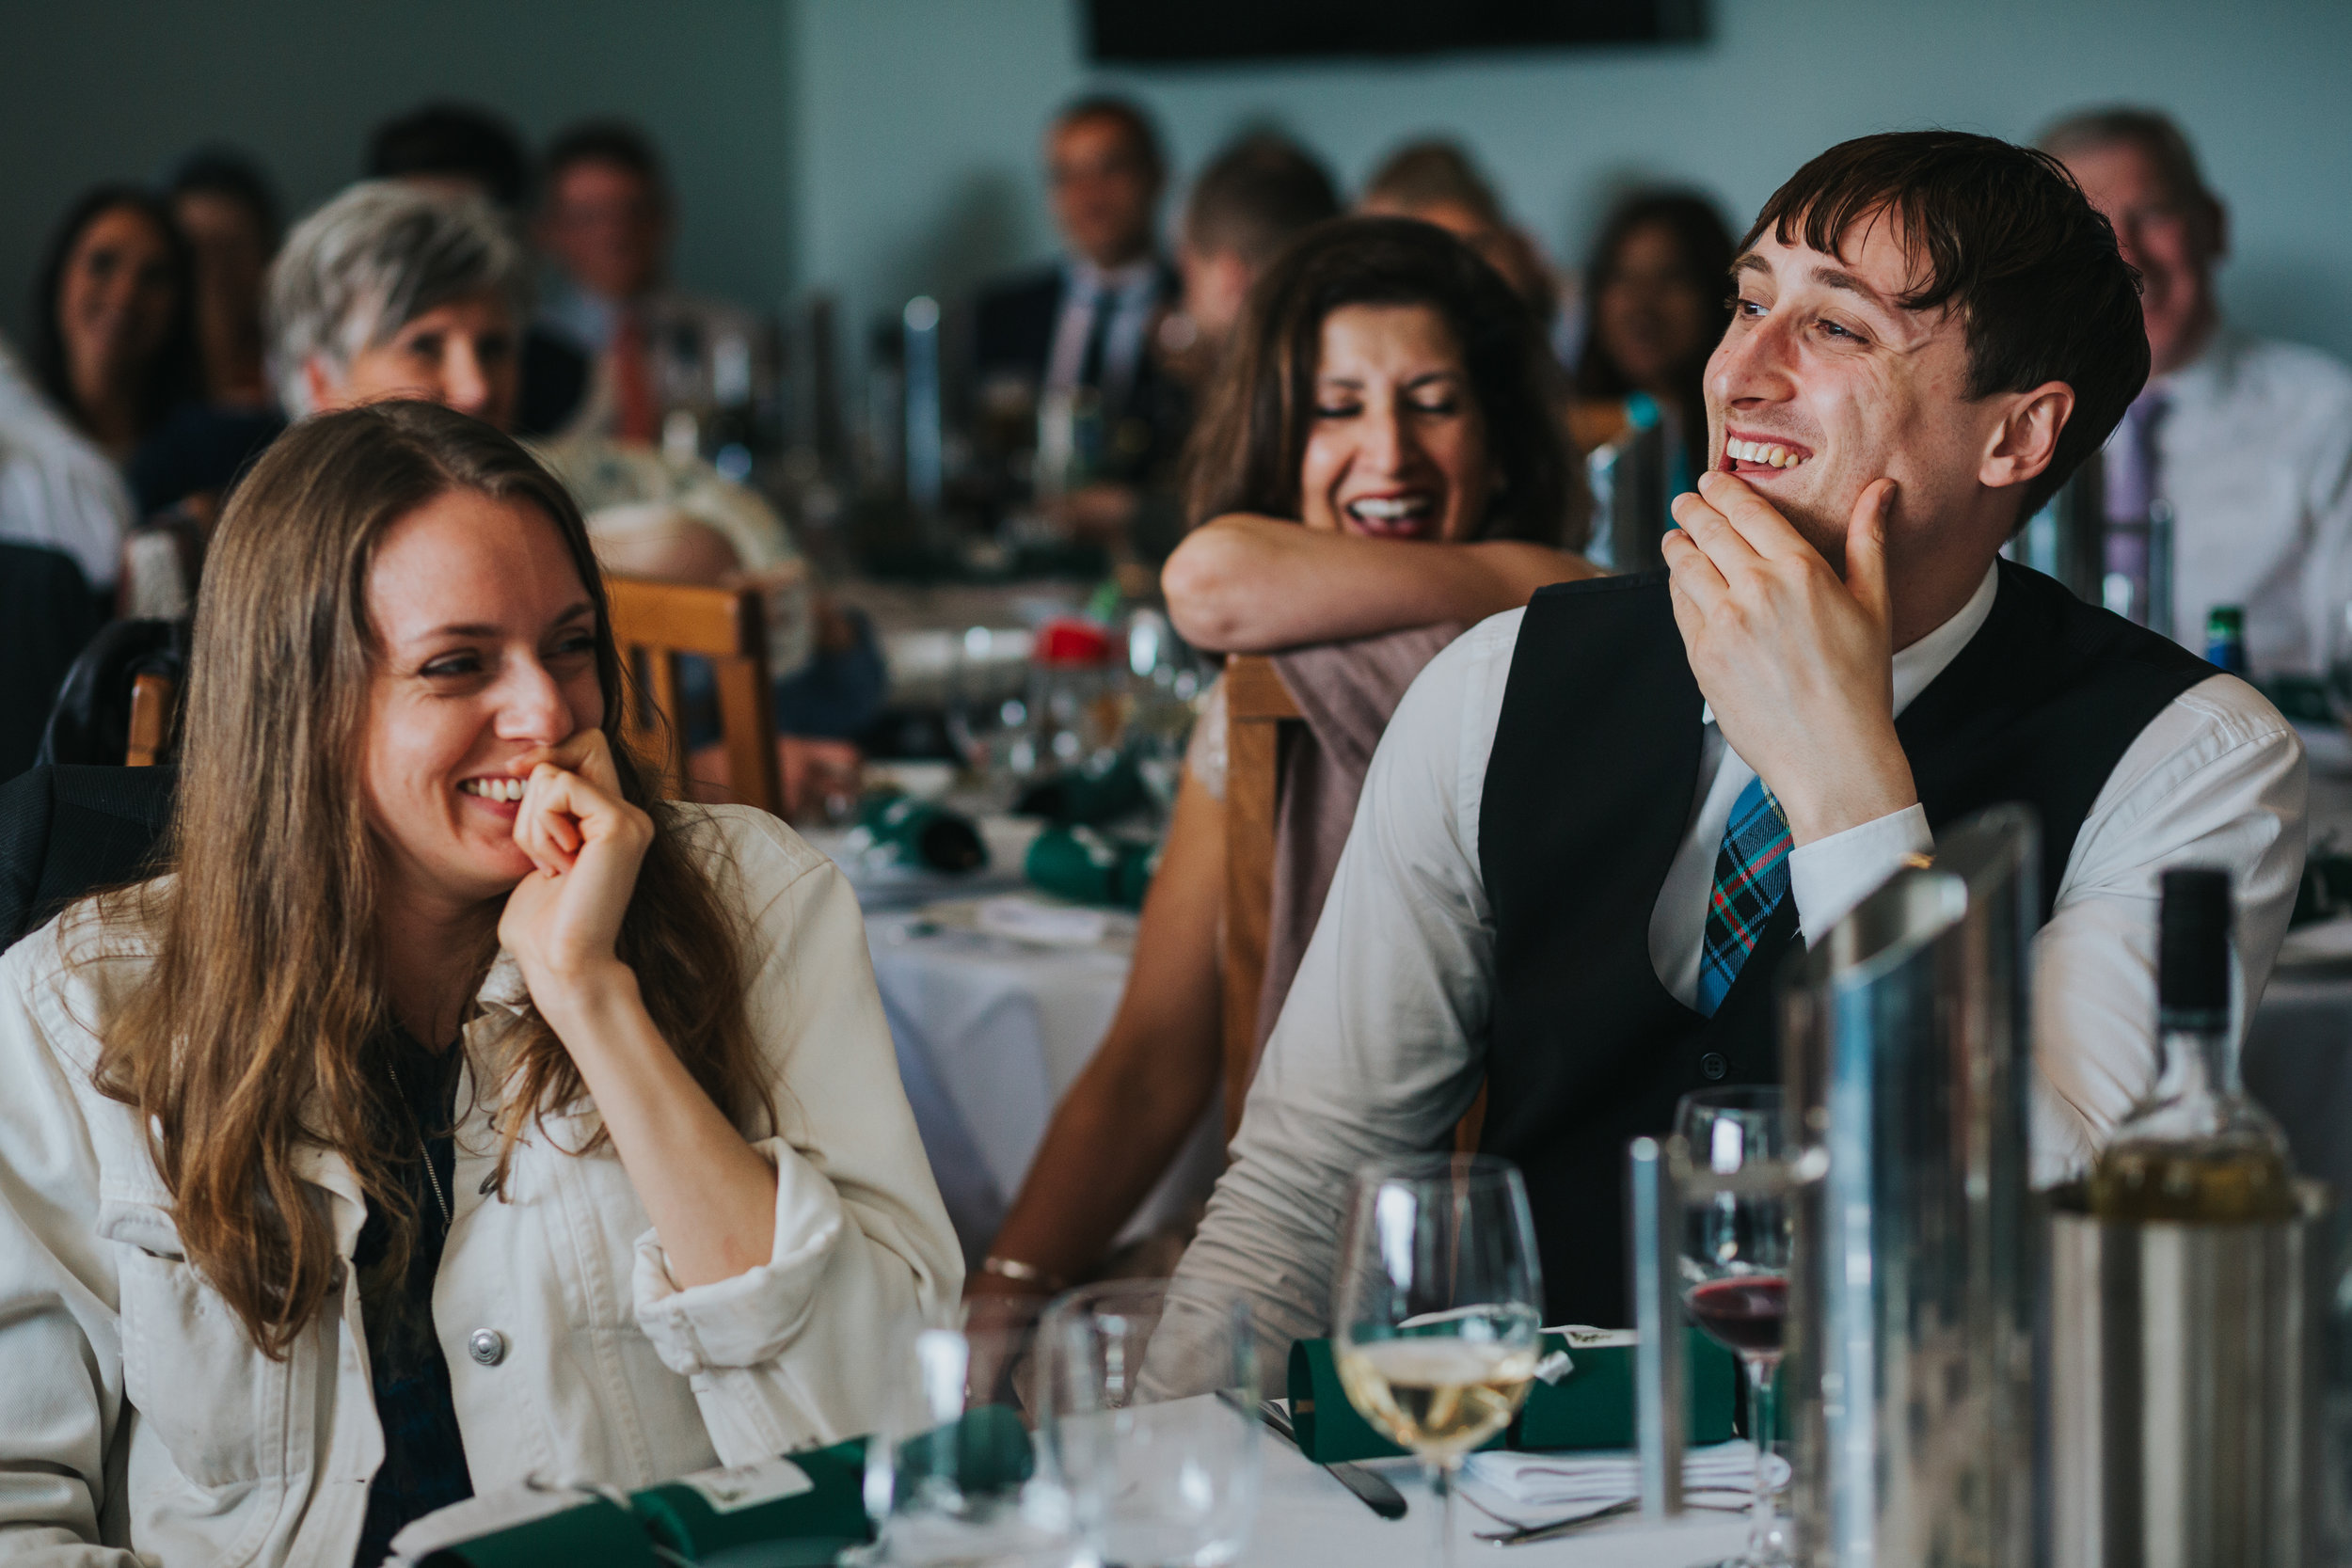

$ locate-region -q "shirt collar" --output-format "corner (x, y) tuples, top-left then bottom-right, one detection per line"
(2153, 321), (2248, 406)
(1066, 254), (1159, 302)
(1702, 561), (1999, 727)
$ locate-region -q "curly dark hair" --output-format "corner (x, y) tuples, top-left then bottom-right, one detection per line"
(1183, 215), (1581, 547)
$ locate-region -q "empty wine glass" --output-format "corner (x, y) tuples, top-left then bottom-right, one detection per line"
(1332, 1153), (1545, 1568)
(1041, 1278), (1261, 1567)
(850, 1312), (1076, 1568)
(1675, 1086), (1795, 1568)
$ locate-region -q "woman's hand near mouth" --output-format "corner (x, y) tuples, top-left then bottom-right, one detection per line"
(497, 728), (655, 993)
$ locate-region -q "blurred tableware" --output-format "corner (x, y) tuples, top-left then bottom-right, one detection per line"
(1041, 1279), (1263, 1565)
(1674, 1087), (1794, 1568)
(1255, 1400), (1407, 1520)
(850, 1316), (1074, 1568)
(1331, 1153), (1545, 1568)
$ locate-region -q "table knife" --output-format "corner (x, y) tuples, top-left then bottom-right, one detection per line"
(1257, 1400), (1409, 1521)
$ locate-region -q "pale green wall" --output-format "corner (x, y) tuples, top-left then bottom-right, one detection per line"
(0, 0), (792, 348)
(792, 0), (2352, 376)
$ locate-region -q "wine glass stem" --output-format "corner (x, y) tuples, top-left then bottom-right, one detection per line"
(1426, 1457), (1460, 1568)
(1743, 1353), (1781, 1565)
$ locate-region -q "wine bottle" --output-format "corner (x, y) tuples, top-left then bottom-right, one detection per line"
(2089, 866), (2296, 1222)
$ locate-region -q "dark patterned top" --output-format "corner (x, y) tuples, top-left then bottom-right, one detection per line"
(351, 1031), (473, 1567)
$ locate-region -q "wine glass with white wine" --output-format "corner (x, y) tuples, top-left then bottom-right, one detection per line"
(1331, 1153), (1545, 1568)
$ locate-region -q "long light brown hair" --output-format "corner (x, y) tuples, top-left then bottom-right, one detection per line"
(91, 401), (769, 1356)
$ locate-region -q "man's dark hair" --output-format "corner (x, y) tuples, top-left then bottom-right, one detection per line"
(1184, 215), (1581, 548)
(1053, 93), (1164, 182)
(1745, 130), (2147, 523)
(366, 102), (532, 212)
(1184, 133), (1340, 267)
(543, 119), (669, 203)
(166, 146), (280, 248)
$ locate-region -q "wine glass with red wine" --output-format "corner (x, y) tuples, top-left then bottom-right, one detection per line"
(1675, 1085), (1794, 1568)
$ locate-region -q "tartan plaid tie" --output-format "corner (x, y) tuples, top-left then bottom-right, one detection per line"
(1694, 774), (1792, 1016)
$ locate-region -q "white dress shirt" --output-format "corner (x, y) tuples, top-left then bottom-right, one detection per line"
(1161, 568), (2307, 1376)
(1044, 256), (1161, 406)
(2129, 326), (2352, 674)
(0, 334), (134, 590)
(0, 805), (961, 1567)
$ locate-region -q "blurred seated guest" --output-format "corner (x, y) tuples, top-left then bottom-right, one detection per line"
(968, 217), (1592, 1308)
(977, 96), (1184, 532)
(165, 147), (278, 412)
(1151, 134), (2303, 1374)
(0, 331), (134, 596)
(1164, 131), (1341, 380)
(0, 544), (101, 784)
(534, 119), (771, 448)
(366, 100), (590, 436)
(0, 401), (958, 1566)
(269, 182), (866, 816)
(1568, 191), (1737, 491)
(1359, 139), (1555, 323)
(2045, 107), (2352, 674)
(30, 185), (280, 521)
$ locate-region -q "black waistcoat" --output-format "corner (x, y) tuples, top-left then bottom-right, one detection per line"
(1477, 560), (2213, 1327)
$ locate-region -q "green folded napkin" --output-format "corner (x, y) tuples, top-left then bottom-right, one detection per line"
(1024, 826), (1157, 909)
(413, 1495), (657, 1568)
(855, 790), (987, 874)
(1286, 1328), (1738, 1464)
(1013, 751), (1146, 827)
(630, 1438), (871, 1560)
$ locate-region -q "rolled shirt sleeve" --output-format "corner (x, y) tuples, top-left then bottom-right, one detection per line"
(629, 812), (962, 1459)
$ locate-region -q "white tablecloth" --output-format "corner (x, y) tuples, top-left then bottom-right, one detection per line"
(1241, 1411), (1749, 1566)
(859, 899), (1222, 1267)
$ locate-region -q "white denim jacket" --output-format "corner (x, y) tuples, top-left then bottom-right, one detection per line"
(0, 805), (961, 1566)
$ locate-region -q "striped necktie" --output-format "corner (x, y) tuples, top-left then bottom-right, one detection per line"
(1694, 774), (1792, 1016)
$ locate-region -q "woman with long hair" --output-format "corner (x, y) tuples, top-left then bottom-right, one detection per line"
(968, 216), (1594, 1310)
(0, 401), (957, 1565)
(1570, 190), (1737, 485)
(32, 182), (282, 516)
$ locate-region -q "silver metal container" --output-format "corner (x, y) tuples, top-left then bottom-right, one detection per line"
(2044, 1180), (2332, 1567)
(1780, 805), (2040, 1567)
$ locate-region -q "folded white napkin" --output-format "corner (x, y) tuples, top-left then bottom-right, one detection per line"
(976, 895), (1108, 947)
(1458, 1441), (1788, 1529)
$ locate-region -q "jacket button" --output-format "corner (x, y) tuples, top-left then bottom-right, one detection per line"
(1699, 1053), (1729, 1082)
(467, 1328), (507, 1366)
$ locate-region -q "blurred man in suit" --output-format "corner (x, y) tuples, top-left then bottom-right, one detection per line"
(976, 96), (1183, 539)
(2044, 107), (2352, 676)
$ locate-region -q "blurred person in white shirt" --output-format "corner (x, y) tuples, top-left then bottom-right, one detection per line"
(2046, 106), (2352, 676)
(0, 331), (134, 593)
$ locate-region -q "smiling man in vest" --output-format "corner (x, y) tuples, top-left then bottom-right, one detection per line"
(1159, 131), (2307, 1353)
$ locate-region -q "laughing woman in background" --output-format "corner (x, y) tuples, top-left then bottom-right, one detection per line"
(0, 401), (957, 1566)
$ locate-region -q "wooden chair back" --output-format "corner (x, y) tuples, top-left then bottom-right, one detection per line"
(1218, 653), (1487, 1151)
(125, 673), (176, 768)
(603, 575), (783, 816)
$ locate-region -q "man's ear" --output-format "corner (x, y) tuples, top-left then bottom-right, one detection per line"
(1979, 381), (2074, 494)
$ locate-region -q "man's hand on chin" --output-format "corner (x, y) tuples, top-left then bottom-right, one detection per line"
(1662, 472), (1918, 846)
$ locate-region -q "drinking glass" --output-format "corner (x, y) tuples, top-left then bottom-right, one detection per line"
(850, 1313), (1078, 1568)
(1041, 1278), (1261, 1566)
(1675, 1086), (1796, 1568)
(1331, 1153), (1545, 1568)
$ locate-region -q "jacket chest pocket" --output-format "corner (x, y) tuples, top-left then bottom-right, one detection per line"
(104, 1203), (299, 1489)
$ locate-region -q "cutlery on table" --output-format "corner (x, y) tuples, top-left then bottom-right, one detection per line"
(1255, 1400), (1409, 1522)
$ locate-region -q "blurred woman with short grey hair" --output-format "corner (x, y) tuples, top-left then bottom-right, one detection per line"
(266, 181), (866, 818)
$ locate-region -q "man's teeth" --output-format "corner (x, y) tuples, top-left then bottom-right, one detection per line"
(1728, 439), (1806, 468)
(461, 777), (526, 801)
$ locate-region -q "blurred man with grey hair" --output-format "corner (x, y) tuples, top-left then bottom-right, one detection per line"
(2044, 107), (2352, 676)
